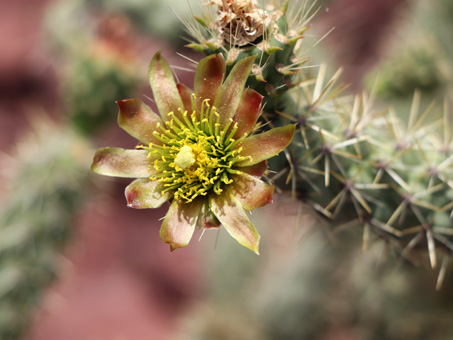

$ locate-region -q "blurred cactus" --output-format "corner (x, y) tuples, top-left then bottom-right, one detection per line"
(45, 0), (144, 135)
(173, 215), (453, 340)
(372, 46), (445, 98)
(46, 0), (191, 46)
(365, 0), (451, 99)
(0, 2), (151, 337)
(0, 116), (92, 339)
(0, 1), (157, 337)
(87, 0), (192, 43)
(62, 13), (142, 135)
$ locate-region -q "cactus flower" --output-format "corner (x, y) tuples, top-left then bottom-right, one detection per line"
(92, 52), (295, 253)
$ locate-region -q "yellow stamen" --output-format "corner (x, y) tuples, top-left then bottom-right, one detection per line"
(145, 102), (250, 203)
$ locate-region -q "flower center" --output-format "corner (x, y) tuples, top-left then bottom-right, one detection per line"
(145, 101), (251, 203)
(174, 145), (196, 169)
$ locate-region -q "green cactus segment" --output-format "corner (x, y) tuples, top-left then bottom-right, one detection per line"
(282, 73), (453, 266)
(0, 120), (91, 340)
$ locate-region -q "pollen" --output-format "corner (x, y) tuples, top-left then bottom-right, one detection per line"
(145, 102), (249, 203)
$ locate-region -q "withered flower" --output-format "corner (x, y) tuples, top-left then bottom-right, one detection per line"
(210, 0), (271, 46)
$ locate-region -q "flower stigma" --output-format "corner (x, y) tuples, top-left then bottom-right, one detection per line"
(174, 145), (196, 169)
(145, 100), (252, 203)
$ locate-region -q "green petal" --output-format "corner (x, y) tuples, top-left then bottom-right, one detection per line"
(125, 179), (171, 209)
(236, 124), (296, 167)
(117, 99), (163, 145)
(214, 55), (256, 126)
(229, 173), (274, 211)
(239, 161), (268, 178)
(92, 147), (153, 178)
(148, 52), (184, 120)
(232, 89), (263, 138)
(194, 54), (226, 114)
(160, 199), (203, 251)
(177, 83), (194, 113)
(209, 193), (260, 254)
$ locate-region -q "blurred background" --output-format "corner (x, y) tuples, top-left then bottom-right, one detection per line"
(1, 0), (453, 339)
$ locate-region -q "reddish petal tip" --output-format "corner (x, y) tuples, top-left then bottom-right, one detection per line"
(125, 188), (138, 208)
(204, 222), (220, 229)
(116, 99), (140, 117)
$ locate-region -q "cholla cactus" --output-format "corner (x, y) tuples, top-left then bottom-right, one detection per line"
(286, 79), (452, 270)
(92, 52), (295, 253)
(178, 0), (453, 275)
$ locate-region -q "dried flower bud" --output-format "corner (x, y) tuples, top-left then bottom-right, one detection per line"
(209, 0), (271, 46)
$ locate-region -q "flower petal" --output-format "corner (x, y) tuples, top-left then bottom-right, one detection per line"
(232, 88), (263, 138)
(92, 147), (153, 178)
(209, 193), (260, 254)
(194, 54), (226, 114)
(117, 99), (163, 145)
(214, 55), (256, 125)
(148, 52), (184, 120)
(198, 200), (221, 229)
(229, 173), (274, 211)
(160, 199), (203, 251)
(125, 179), (171, 209)
(236, 124), (296, 166)
(177, 83), (194, 113)
(239, 161), (268, 178)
